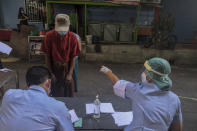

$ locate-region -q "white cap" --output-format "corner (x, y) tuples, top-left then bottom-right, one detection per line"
(55, 14), (70, 32)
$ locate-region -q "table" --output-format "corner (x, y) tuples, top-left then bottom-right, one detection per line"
(56, 96), (132, 130)
(0, 71), (19, 98)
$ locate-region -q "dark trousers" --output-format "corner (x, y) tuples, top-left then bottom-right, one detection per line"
(50, 61), (74, 97)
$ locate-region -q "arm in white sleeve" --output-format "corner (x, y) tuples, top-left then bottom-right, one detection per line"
(113, 80), (129, 98)
(114, 80), (138, 100)
(100, 66), (137, 99)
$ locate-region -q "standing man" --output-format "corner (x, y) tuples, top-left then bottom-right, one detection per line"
(100, 57), (182, 131)
(41, 14), (80, 97)
(0, 66), (74, 131)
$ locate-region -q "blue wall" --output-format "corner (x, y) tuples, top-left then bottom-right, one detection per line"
(1, 0), (24, 29)
(0, 0), (3, 27)
(164, 0), (197, 42)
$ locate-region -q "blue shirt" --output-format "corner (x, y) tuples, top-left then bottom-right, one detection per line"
(114, 80), (182, 131)
(0, 86), (74, 131)
(74, 33), (80, 40)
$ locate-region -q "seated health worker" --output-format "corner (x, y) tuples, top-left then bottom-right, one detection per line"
(0, 66), (74, 131)
(100, 57), (182, 131)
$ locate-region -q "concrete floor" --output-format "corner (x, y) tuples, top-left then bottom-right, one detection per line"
(1, 61), (197, 131)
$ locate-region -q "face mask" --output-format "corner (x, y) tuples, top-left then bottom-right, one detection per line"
(58, 31), (67, 36)
(141, 72), (147, 83)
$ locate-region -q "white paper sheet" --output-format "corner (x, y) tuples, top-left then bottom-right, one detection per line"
(69, 109), (79, 123)
(0, 68), (12, 72)
(112, 111), (133, 126)
(100, 103), (115, 113)
(86, 103), (95, 114)
(86, 103), (115, 114)
(0, 42), (12, 55)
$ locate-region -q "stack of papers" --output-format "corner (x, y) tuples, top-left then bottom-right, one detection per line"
(86, 103), (115, 114)
(69, 109), (79, 123)
(112, 111), (133, 126)
(0, 42), (12, 55)
(100, 103), (115, 113)
(85, 103), (133, 127)
(86, 104), (95, 114)
(0, 68), (12, 72)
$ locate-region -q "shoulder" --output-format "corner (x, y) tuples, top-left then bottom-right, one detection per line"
(46, 30), (57, 36)
(167, 91), (181, 110)
(69, 32), (78, 40)
(126, 81), (143, 91)
(2, 89), (24, 101)
(114, 80), (131, 90)
(44, 30), (58, 41)
(4, 89), (24, 96)
(169, 91), (181, 104)
(168, 91), (179, 100)
(71, 32), (80, 40)
(68, 31), (75, 36)
(47, 97), (69, 113)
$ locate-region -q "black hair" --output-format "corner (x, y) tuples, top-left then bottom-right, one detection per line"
(26, 66), (51, 86)
(18, 7), (24, 18)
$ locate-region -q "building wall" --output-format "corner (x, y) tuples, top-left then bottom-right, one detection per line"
(1, 0), (24, 28)
(0, 0), (197, 42)
(53, 4), (138, 24)
(85, 44), (197, 65)
(164, 0), (197, 42)
(0, 0), (4, 27)
(86, 6), (138, 23)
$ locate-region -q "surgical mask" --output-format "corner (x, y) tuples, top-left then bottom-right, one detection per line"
(58, 31), (67, 36)
(141, 72), (147, 83)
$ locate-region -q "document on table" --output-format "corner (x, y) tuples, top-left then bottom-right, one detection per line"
(86, 104), (95, 114)
(0, 42), (12, 55)
(86, 103), (115, 114)
(112, 111), (133, 126)
(100, 103), (115, 113)
(0, 68), (12, 72)
(69, 109), (79, 123)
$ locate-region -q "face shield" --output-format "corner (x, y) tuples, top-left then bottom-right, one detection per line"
(135, 61), (157, 83)
(135, 65), (146, 83)
(144, 61), (169, 77)
(143, 58), (172, 91)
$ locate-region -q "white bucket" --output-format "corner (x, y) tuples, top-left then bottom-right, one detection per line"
(86, 35), (92, 44)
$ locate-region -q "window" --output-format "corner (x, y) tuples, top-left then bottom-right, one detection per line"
(25, 0), (46, 23)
